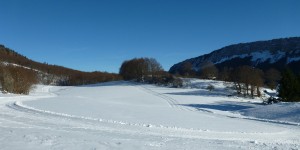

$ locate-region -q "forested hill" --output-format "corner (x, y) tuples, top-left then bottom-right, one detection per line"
(169, 37), (300, 75)
(0, 44), (121, 86)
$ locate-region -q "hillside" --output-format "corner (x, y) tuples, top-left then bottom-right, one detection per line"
(169, 37), (300, 75)
(0, 44), (121, 86)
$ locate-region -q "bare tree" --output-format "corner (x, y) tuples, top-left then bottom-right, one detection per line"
(230, 67), (242, 94)
(218, 67), (231, 82)
(238, 66), (252, 96)
(144, 58), (163, 79)
(0, 66), (14, 93)
(200, 62), (218, 79)
(249, 68), (264, 97)
(181, 62), (194, 77)
(119, 57), (163, 82)
(265, 68), (281, 90)
(229, 66), (264, 97)
(0, 65), (37, 94)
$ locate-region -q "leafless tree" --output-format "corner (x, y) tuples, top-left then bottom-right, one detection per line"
(265, 68), (281, 90)
(119, 57), (163, 81)
(200, 61), (218, 79)
(181, 62), (194, 77)
(0, 65), (37, 94)
(229, 66), (264, 97)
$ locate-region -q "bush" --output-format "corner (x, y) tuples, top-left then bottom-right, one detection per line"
(206, 84), (215, 91)
(146, 72), (183, 88)
(0, 68), (14, 92)
(172, 78), (183, 88)
(263, 97), (281, 105)
(0, 65), (37, 94)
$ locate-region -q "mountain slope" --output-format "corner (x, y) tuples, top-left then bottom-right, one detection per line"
(169, 37), (300, 74)
(0, 44), (121, 85)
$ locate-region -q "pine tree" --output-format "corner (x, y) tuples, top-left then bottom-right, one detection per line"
(278, 69), (300, 102)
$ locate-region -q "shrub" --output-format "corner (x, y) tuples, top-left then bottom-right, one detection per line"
(0, 65), (37, 94)
(207, 84), (215, 91)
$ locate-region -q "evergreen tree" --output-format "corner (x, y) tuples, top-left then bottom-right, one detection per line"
(278, 69), (300, 102)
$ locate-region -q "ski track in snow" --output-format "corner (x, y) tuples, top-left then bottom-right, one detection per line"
(0, 82), (300, 149)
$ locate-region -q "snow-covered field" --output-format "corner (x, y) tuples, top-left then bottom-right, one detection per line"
(0, 80), (300, 149)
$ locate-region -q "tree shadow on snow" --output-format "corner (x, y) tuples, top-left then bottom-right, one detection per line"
(79, 81), (134, 87)
(165, 89), (230, 97)
(180, 102), (256, 112)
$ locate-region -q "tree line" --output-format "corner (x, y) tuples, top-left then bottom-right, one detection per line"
(119, 57), (183, 87)
(177, 61), (300, 101)
(0, 45), (121, 94)
(0, 45), (121, 85)
(179, 61), (272, 93)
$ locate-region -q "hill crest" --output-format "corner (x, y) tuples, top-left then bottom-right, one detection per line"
(169, 37), (300, 74)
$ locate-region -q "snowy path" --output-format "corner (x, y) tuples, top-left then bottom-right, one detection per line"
(0, 82), (300, 149)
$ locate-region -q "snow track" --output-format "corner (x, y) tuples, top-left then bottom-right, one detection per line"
(136, 83), (202, 113)
(136, 84), (185, 110)
(1, 82), (300, 149)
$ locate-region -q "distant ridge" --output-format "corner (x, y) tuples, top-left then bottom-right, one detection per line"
(169, 37), (300, 74)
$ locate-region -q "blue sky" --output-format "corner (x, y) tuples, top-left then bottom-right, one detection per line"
(0, 0), (300, 73)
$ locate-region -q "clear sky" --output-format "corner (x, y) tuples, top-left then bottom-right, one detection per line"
(0, 0), (300, 73)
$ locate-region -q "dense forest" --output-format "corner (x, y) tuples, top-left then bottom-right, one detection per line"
(0, 45), (121, 94)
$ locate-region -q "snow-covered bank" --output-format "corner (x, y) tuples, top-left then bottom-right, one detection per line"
(240, 102), (300, 124)
(179, 79), (300, 125)
(0, 81), (300, 149)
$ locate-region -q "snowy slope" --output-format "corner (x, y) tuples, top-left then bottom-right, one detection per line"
(1, 62), (41, 72)
(169, 37), (300, 74)
(214, 50), (287, 64)
(0, 81), (300, 149)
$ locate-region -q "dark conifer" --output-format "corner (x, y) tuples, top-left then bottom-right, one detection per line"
(278, 69), (300, 102)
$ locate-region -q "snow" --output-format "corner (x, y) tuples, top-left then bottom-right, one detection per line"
(214, 50), (286, 64)
(214, 54), (248, 64)
(287, 57), (300, 63)
(250, 51), (272, 63)
(240, 102), (300, 124)
(250, 51), (285, 64)
(0, 80), (300, 149)
(1, 62), (41, 73)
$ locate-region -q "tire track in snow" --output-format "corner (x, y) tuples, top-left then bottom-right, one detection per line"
(7, 101), (294, 144)
(9, 98), (284, 139)
(8, 101), (202, 132)
(135, 84), (198, 112)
